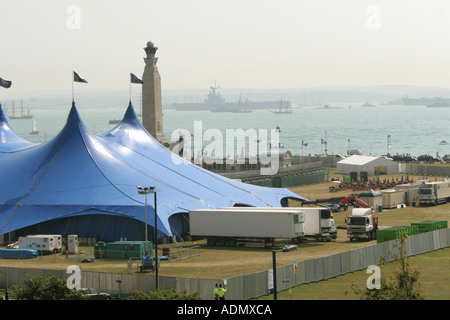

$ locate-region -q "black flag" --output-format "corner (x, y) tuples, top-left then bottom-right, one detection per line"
(0, 77), (12, 88)
(73, 71), (88, 83)
(130, 73), (143, 84)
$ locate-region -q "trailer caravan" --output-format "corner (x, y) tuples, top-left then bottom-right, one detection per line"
(19, 234), (62, 254)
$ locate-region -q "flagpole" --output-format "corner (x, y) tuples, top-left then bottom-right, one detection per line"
(72, 71), (74, 103)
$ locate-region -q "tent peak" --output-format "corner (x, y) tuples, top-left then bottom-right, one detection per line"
(123, 102), (138, 122)
(68, 102), (82, 122)
(0, 103), (8, 123)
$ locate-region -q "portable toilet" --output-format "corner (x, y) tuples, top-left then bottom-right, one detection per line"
(68, 235), (78, 254)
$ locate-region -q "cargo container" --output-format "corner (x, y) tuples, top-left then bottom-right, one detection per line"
(410, 220), (448, 234)
(95, 241), (150, 259)
(189, 207), (305, 246)
(376, 225), (418, 243)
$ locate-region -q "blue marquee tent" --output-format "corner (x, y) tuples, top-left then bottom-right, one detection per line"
(0, 104), (36, 154)
(0, 102), (307, 242)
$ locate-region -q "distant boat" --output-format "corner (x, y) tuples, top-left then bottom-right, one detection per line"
(10, 100), (33, 119)
(108, 119), (121, 124)
(439, 140), (447, 145)
(315, 104), (343, 110)
(426, 101), (450, 108)
(29, 118), (39, 135)
(172, 84), (282, 111)
(363, 102), (375, 107)
(403, 97), (450, 106)
(232, 95), (252, 113)
(272, 98), (293, 114)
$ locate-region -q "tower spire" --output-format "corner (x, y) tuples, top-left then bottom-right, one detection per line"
(142, 41), (169, 146)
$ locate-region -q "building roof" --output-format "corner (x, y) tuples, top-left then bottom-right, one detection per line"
(337, 155), (385, 165)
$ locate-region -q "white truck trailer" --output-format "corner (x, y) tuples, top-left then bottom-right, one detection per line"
(346, 208), (378, 241)
(215, 206), (335, 242)
(189, 208), (304, 246)
(418, 180), (450, 206)
(18, 234), (62, 254)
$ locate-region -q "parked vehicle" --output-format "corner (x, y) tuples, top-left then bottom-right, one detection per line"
(18, 234), (62, 254)
(327, 202), (348, 212)
(346, 208), (378, 241)
(78, 288), (111, 300)
(418, 180), (450, 205)
(189, 207), (305, 246)
(301, 207), (334, 241)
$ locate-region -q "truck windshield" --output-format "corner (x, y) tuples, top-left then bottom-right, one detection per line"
(419, 189), (432, 195)
(320, 210), (331, 219)
(348, 217), (366, 225)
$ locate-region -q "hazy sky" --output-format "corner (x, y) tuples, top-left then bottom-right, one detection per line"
(1, 0), (450, 96)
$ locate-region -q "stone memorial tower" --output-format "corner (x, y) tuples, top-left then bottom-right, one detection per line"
(142, 41), (168, 146)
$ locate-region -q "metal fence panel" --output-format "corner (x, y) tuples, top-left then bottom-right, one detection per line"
(349, 249), (360, 271)
(295, 260), (306, 285)
(304, 259), (316, 283)
(330, 253), (342, 278)
(314, 258), (324, 281)
(243, 270), (268, 300)
(322, 256), (333, 279)
(340, 251), (350, 274)
(432, 230), (441, 250)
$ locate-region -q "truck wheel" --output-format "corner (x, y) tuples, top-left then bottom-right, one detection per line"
(227, 238), (237, 247)
(207, 237), (217, 246)
(217, 238), (227, 246)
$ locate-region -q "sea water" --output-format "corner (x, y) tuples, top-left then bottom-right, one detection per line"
(4, 101), (450, 158)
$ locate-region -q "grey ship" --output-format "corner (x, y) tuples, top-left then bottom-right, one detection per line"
(171, 85), (290, 112)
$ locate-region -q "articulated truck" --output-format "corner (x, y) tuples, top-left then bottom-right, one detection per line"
(189, 208), (304, 247)
(419, 180), (450, 206)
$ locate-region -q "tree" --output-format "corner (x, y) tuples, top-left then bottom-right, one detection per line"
(9, 273), (86, 300)
(349, 232), (425, 300)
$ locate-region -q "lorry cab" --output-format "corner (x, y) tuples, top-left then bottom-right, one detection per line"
(346, 208), (378, 241)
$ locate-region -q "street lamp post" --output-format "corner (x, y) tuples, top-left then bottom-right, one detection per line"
(272, 245), (298, 300)
(149, 186), (158, 290)
(137, 185), (158, 290)
(137, 186), (151, 256)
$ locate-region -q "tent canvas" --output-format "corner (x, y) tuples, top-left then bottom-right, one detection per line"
(0, 102), (306, 242)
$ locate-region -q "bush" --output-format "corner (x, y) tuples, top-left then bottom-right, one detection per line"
(9, 273), (86, 300)
(127, 287), (201, 300)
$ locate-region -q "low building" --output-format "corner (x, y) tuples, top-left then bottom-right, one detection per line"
(336, 155), (399, 176)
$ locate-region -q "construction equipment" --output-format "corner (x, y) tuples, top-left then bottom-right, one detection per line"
(339, 195), (370, 208)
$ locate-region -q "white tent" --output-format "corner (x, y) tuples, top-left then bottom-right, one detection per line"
(336, 155), (399, 175)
